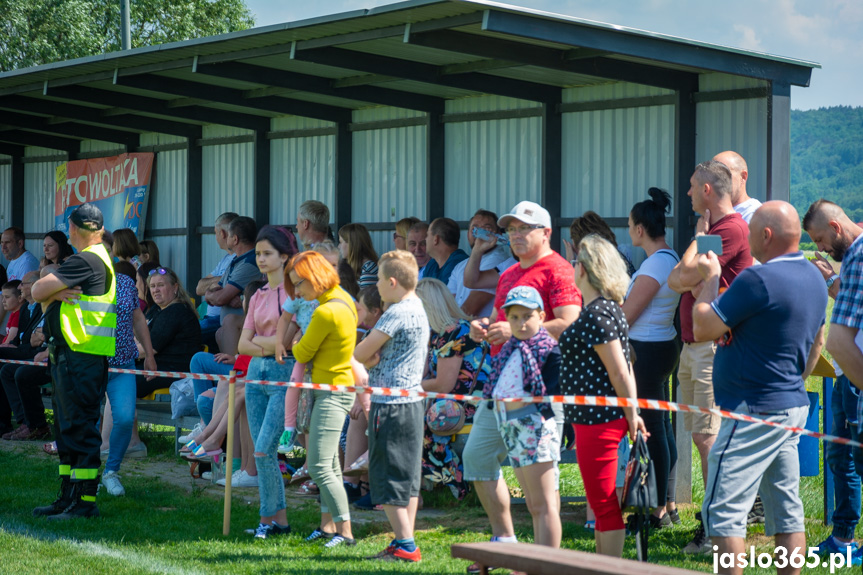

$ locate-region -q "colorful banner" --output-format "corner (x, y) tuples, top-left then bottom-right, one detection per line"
(54, 153), (154, 238)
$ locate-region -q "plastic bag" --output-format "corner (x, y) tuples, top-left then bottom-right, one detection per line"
(169, 377), (197, 419)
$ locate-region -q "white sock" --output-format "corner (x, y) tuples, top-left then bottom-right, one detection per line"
(493, 535), (517, 543)
(832, 536), (853, 548)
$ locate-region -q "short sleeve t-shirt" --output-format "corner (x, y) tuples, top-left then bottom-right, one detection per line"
(218, 249), (262, 320)
(734, 198), (763, 224)
(243, 283), (287, 338)
(369, 296), (430, 404)
(2, 309), (20, 344)
(206, 252), (235, 318)
(711, 253), (825, 411)
(358, 260), (379, 289)
(626, 249), (680, 342)
(494, 251), (582, 326)
(680, 213), (752, 342)
(44, 251), (110, 346)
(281, 296), (319, 333)
(448, 248), (509, 319)
(559, 297), (630, 425)
(423, 249), (469, 286)
(7, 251), (40, 281)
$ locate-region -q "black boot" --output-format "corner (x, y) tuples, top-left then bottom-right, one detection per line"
(33, 476), (75, 517)
(47, 479), (100, 521)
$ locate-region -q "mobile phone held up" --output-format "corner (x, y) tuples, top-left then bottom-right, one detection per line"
(472, 227), (510, 247)
(696, 234), (723, 256)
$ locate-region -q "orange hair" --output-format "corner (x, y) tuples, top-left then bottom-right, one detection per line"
(285, 251), (340, 299)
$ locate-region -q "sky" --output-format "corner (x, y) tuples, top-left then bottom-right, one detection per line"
(243, 0), (862, 111)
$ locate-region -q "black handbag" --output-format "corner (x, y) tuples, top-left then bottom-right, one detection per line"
(621, 430), (658, 561)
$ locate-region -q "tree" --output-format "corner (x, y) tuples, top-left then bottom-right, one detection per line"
(0, 0), (255, 72)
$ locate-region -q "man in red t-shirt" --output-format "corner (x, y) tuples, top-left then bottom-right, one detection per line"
(669, 160), (752, 554)
(464, 201), (582, 567)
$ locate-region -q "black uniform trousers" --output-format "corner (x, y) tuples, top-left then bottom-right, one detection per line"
(48, 344), (108, 477)
(0, 363), (51, 429)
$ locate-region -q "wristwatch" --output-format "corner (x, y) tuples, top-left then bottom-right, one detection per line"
(826, 274), (839, 288)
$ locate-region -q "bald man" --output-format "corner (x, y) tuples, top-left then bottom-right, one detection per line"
(713, 151), (762, 224)
(692, 201), (827, 575)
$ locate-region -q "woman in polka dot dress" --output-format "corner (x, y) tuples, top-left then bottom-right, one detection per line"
(559, 234), (647, 558)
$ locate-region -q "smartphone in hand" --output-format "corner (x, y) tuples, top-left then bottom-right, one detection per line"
(696, 234), (723, 256)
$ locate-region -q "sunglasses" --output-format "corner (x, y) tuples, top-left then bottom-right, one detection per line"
(148, 267), (171, 277)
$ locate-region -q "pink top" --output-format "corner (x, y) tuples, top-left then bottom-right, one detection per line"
(243, 282), (287, 337)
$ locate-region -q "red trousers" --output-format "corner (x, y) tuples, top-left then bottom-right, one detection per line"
(575, 417), (628, 532)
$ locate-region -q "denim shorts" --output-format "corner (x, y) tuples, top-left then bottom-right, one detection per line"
(494, 404), (560, 469)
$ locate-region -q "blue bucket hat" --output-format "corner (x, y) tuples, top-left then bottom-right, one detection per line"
(502, 285), (544, 311)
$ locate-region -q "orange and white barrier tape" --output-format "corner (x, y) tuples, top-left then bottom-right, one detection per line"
(8, 358), (855, 449)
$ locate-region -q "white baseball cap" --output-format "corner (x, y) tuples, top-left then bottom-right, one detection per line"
(498, 201), (552, 230)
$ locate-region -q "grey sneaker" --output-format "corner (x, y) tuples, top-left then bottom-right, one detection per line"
(179, 422), (205, 445)
(683, 513), (711, 555)
(101, 471), (125, 497)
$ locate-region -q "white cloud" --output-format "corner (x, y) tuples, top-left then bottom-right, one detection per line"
(733, 24), (763, 51)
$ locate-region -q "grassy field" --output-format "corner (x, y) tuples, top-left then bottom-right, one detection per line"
(0, 282), (848, 574)
(0, 426), (853, 575)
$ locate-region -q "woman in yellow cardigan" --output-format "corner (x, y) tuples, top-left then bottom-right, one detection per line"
(287, 251), (359, 548)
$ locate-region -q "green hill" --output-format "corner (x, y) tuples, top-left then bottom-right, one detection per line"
(791, 106), (863, 224)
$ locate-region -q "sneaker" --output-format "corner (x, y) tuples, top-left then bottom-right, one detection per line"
(467, 562), (497, 574)
(2, 424), (26, 440)
(747, 495), (765, 524)
(179, 422), (205, 445)
(370, 544), (422, 563)
(815, 536), (859, 556)
(305, 528), (336, 542)
(101, 471), (125, 497)
(201, 471), (213, 481)
(277, 429), (296, 455)
(252, 521), (291, 540)
(25, 425), (51, 440)
(344, 482), (364, 504)
(353, 492), (374, 510)
(217, 469), (243, 486)
(7, 424), (32, 441)
(682, 513), (711, 555)
(851, 546), (863, 566)
(124, 442), (148, 459)
(217, 470), (258, 488)
(324, 534), (357, 548)
(667, 508), (682, 524)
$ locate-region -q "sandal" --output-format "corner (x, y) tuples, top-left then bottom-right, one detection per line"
(42, 441), (58, 456)
(342, 451), (369, 477)
(180, 439), (198, 454)
(289, 463), (310, 485)
(297, 480), (319, 497)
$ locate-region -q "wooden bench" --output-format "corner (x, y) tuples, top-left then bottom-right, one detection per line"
(451, 542), (700, 575)
(42, 394), (199, 454)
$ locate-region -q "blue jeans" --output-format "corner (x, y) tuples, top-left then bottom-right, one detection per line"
(190, 352), (233, 424)
(105, 361), (137, 473)
(245, 356), (294, 518)
(826, 375), (863, 539)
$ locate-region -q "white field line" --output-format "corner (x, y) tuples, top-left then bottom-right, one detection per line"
(1, 520), (207, 575)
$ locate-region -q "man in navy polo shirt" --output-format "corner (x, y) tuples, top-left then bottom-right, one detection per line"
(692, 201), (827, 575)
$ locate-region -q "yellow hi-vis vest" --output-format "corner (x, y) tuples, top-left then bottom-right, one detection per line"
(59, 242), (117, 356)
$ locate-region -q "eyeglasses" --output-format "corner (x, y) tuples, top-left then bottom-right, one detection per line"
(505, 224), (544, 236)
(393, 233), (405, 241)
(148, 267), (170, 277)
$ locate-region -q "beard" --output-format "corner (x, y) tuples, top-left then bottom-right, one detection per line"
(832, 236), (850, 262)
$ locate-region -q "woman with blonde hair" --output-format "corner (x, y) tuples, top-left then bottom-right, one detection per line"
(393, 217), (420, 251)
(558, 234), (645, 558)
(338, 223), (379, 289)
(416, 278), (489, 500)
(287, 251), (359, 547)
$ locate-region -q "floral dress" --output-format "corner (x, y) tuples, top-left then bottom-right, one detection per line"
(421, 320), (490, 500)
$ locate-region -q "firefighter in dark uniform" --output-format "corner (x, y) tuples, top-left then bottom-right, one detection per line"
(31, 204), (116, 519)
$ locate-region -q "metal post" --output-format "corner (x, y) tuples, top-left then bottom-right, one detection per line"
(120, 0), (131, 51)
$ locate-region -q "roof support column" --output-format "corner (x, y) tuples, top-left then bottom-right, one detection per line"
(334, 121), (352, 233)
(766, 81), (791, 202)
(426, 112), (445, 222)
(11, 154), (24, 230)
(541, 99), (562, 252)
(673, 82), (697, 506)
(186, 129), (203, 290)
(254, 129), (271, 228)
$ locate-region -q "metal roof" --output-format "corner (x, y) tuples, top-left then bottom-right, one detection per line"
(0, 0), (819, 152)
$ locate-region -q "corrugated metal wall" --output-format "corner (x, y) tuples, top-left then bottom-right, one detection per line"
(140, 133), (191, 286)
(696, 74), (769, 202)
(352, 107), (427, 258)
(23, 147), (66, 260)
(445, 96), (542, 226)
